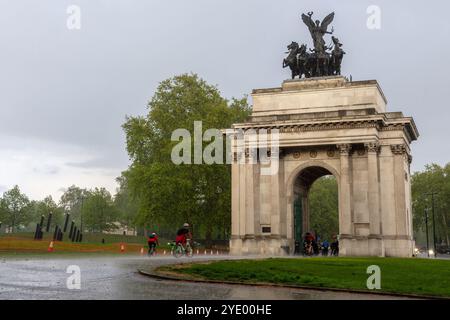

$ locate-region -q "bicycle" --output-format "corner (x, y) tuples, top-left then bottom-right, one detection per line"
(172, 239), (193, 258)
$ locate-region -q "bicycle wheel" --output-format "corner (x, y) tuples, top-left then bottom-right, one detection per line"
(185, 244), (193, 257)
(174, 244), (183, 258)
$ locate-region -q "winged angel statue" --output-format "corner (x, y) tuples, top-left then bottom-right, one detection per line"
(301, 11), (335, 54)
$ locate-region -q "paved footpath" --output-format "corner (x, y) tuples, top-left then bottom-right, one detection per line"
(0, 255), (414, 300)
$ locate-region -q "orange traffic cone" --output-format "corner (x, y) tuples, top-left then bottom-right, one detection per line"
(120, 243), (125, 253)
(47, 241), (54, 252)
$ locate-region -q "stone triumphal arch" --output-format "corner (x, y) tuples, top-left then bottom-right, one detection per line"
(229, 76), (419, 257)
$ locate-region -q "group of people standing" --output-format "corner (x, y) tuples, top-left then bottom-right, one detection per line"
(302, 232), (339, 256)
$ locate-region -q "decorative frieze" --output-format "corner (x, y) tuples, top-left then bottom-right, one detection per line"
(327, 150), (336, 158)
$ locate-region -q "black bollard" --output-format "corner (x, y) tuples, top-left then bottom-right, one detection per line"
(71, 226), (77, 242)
(39, 215), (45, 230)
(53, 225), (58, 241)
(34, 223), (40, 240)
(39, 225), (44, 240)
(69, 221), (74, 239)
(46, 212), (53, 232)
(63, 214), (70, 233)
(75, 229), (80, 242)
(38, 216), (45, 239)
(58, 227), (63, 241)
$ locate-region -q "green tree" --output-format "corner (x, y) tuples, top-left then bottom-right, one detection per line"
(412, 164), (450, 246)
(28, 196), (64, 231)
(309, 176), (339, 241)
(114, 176), (139, 232)
(0, 185), (31, 232)
(122, 73), (250, 244)
(81, 188), (118, 232)
(59, 185), (89, 227)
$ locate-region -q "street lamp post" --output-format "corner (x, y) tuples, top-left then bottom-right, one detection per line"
(79, 196), (85, 234)
(425, 192), (438, 258)
(425, 208), (430, 258)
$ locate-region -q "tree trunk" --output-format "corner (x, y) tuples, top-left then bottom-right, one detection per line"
(442, 212), (449, 246)
(11, 212), (16, 233)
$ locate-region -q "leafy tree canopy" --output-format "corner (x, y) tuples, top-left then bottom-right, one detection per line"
(122, 73), (250, 242)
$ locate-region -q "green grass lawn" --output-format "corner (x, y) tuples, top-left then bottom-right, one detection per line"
(159, 257), (450, 298)
(0, 234), (219, 255)
(0, 232), (148, 244)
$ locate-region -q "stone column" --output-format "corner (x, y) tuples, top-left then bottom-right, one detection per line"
(245, 148), (255, 237)
(365, 142), (383, 256)
(337, 144), (352, 237)
(391, 144), (407, 237)
(230, 151), (242, 255)
(231, 153), (240, 238)
(365, 142), (381, 235)
(390, 144), (413, 257)
(270, 152), (280, 235)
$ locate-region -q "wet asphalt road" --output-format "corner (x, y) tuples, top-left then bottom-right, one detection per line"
(0, 255), (413, 300)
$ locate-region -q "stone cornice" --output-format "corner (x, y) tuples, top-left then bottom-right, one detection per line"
(231, 114), (418, 142)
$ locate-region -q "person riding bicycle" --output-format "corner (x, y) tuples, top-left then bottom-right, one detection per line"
(175, 223), (192, 251)
(147, 232), (159, 255)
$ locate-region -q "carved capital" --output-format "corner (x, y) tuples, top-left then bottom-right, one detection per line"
(365, 142), (380, 153)
(390, 144), (406, 155)
(337, 144), (352, 155)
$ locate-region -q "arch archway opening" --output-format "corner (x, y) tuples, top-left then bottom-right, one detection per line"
(293, 166), (339, 255)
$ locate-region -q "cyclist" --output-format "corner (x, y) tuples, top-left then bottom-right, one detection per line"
(175, 223), (192, 251)
(147, 232), (159, 256)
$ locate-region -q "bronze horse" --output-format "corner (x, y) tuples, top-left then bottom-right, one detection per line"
(283, 41), (301, 79)
(329, 36), (345, 75)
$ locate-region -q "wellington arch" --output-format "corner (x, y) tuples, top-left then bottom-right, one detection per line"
(228, 76), (419, 257)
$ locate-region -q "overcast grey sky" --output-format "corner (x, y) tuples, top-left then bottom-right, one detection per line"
(1, 0), (449, 200)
